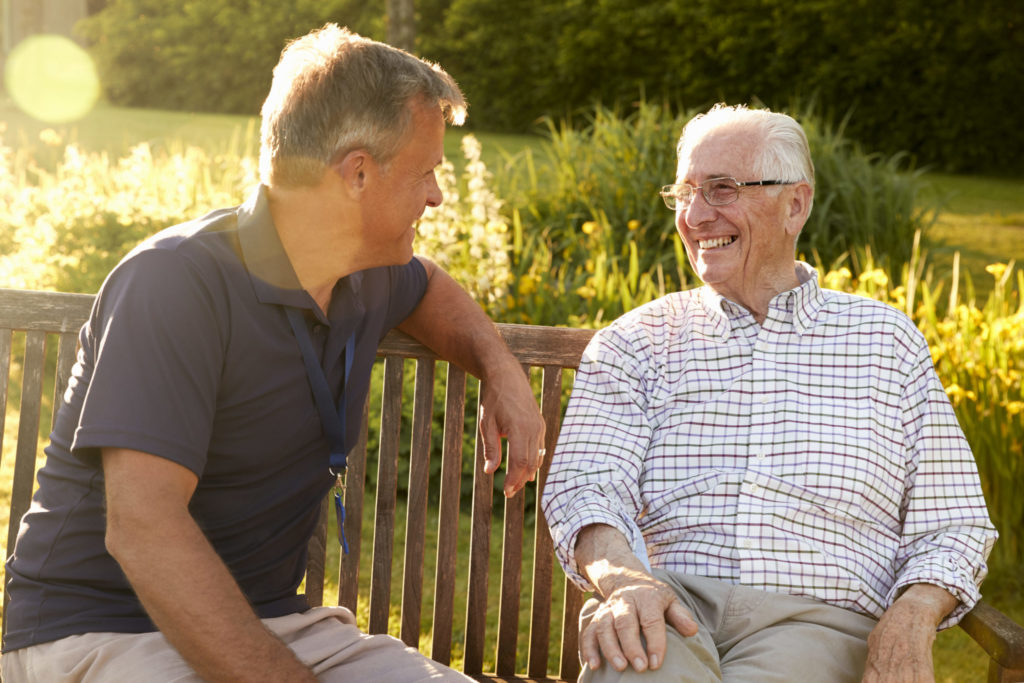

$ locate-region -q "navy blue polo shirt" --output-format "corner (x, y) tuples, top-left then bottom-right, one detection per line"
(3, 186), (427, 652)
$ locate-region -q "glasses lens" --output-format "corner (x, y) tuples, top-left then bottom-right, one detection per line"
(661, 184), (692, 210)
(704, 178), (739, 206)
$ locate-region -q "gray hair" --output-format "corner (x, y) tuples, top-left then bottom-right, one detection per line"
(259, 24), (467, 187)
(677, 103), (815, 210)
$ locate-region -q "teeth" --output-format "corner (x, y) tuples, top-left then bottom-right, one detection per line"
(699, 236), (736, 249)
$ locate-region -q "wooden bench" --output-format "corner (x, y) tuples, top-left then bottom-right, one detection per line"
(2, 287), (1023, 682)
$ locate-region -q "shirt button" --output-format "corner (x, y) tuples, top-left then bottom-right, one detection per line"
(742, 539), (754, 549)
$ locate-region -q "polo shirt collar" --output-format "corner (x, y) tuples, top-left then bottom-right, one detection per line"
(235, 185), (364, 319)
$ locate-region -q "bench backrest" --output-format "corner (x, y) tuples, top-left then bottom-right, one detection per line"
(0, 288), (595, 680)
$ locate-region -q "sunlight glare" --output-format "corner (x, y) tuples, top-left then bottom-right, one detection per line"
(4, 35), (100, 124)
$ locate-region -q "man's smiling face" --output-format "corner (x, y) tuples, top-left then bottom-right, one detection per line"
(675, 126), (802, 309)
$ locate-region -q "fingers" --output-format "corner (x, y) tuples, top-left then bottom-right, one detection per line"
(665, 600), (699, 638)
(580, 579), (692, 673)
(477, 378), (545, 497)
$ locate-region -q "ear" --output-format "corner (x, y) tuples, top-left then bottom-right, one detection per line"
(784, 182), (813, 237)
(331, 149), (370, 195)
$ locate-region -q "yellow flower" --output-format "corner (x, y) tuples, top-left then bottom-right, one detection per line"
(985, 263), (1008, 279)
(945, 383), (964, 400)
(581, 221), (599, 236)
(517, 274), (537, 296)
(627, 219), (641, 231)
(1005, 401), (1024, 416)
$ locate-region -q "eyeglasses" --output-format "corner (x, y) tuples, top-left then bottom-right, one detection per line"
(659, 177), (797, 210)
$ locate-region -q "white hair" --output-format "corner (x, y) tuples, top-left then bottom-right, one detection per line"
(677, 103), (815, 211)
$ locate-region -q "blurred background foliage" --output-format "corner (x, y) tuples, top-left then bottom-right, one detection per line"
(72, 0), (1024, 174)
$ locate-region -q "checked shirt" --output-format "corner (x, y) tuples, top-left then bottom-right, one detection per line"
(542, 264), (997, 628)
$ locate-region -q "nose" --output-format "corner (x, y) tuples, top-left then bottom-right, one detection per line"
(680, 189), (716, 229)
(426, 171), (442, 208)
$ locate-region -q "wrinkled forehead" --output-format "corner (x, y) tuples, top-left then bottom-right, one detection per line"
(676, 124), (762, 182)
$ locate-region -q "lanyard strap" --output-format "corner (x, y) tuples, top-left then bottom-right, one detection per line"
(285, 307), (354, 472)
(285, 306), (355, 553)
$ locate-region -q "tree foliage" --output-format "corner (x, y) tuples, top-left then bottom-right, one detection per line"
(420, 0), (1024, 173)
(77, 0), (384, 115)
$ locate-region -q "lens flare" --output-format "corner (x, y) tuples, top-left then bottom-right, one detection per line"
(4, 35), (100, 124)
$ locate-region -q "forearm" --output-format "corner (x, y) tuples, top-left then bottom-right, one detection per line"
(399, 257), (519, 381)
(103, 448), (315, 682)
(108, 506), (315, 682)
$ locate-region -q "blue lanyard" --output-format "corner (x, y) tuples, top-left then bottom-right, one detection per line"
(285, 306), (355, 553)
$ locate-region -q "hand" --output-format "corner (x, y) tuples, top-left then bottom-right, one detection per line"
(477, 360), (545, 497)
(862, 585), (956, 682)
(581, 570), (698, 673)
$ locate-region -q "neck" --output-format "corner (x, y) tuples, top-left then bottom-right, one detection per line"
(716, 263), (802, 325)
(267, 182), (362, 313)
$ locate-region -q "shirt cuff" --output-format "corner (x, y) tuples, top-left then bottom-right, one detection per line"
(888, 553), (985, 629)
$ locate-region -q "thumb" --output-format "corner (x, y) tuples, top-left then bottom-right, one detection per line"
(478, 410), (502, 474)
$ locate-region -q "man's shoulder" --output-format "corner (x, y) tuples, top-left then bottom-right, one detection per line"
(816, 288), (927, 353)
(589, 289), (705, 356)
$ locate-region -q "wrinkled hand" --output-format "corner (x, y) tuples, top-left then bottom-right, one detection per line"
(478, 361), (545, 497)
(863, 585), (954, 683)
(581, 571), (698, 674)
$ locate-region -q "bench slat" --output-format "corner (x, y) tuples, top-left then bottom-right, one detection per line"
(338, 399), (371, 612)
(431, 363), (466, 665)
(52, 331), (79, 431)
(527, 367), (564, 677)
(0, 330), (11, 466)
(560, 579), (585, 681)
(305, 500), (328, 608)
(369, 357), (403, 634)
(0, 288), (94, 333)
(4, 330), (47, 630)
(464, 390), (494, 676)
(400, 359), (435, 647)
(378, 325), (593, 369)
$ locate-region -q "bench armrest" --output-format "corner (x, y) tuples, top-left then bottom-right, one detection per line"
(958, 601), (1024, 681)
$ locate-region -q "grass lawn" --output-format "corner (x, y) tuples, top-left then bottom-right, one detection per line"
(2, 101), (1023, 678)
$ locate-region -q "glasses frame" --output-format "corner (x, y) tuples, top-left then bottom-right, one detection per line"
(659, 177), (798, 210)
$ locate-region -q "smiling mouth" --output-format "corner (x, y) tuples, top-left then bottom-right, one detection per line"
(699, 236), (737, 250)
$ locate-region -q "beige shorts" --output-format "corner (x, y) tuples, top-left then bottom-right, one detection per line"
(2, 605), (473, 682)
(580, 571), (878, 683)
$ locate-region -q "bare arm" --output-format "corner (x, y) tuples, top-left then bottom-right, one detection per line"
(862, 583), (958, 682)
(103, 448), (316, 682)
(575, 524), (698, 673)
(398, 257), (545, 496)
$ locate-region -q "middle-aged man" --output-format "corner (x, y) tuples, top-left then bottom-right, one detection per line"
(543, 103), (997, 682)
(3, 25), (545, 682)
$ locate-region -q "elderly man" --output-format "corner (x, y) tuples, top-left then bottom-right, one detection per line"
(543, 104), (996, 682)
(3, 25), (544, 682)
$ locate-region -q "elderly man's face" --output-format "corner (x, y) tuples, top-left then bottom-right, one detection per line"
(675, 126), (802, 308)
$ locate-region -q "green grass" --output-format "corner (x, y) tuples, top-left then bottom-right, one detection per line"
(919, 173), (1024, 303)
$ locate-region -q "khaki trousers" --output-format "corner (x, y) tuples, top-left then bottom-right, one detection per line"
(2, 605), (473, 682)
(579, 571), (877, 683)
